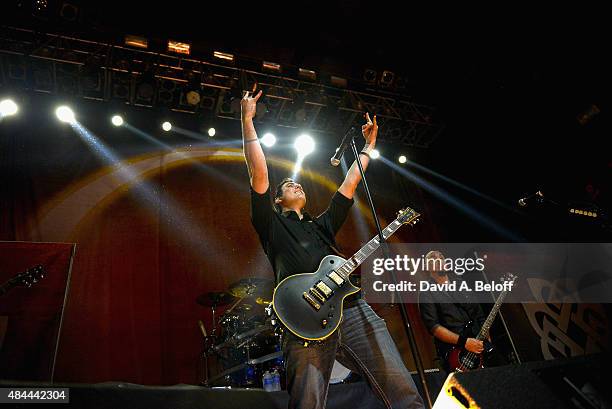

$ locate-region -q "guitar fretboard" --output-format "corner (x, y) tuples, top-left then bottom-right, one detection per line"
(335, 218), (405, 279)
(476, 281), (513, 341)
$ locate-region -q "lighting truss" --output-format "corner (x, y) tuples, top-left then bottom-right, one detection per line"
(0, 26), (443, 147)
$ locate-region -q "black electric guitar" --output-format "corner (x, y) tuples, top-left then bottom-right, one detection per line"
(0, 265), (46, 296)
(445, 274), (517, 372)
(272, 207), (421, 341)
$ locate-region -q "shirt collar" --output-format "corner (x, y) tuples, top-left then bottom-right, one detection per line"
(281, 210), (312, 221)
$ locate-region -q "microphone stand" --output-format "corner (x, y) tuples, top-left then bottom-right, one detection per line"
(347, 133), (433, 408)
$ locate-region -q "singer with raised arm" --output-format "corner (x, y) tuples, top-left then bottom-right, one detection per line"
(241, 86), (424, 409)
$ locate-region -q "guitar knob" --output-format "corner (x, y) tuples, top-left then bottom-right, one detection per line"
(321, 319), (328, 328)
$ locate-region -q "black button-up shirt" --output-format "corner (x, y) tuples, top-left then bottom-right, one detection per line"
(418, 277), (486, 357)
(250, 187), (354, 284)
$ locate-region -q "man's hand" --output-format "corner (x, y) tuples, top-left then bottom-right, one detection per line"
(240, 84), (268, 192)
(361, 112), (378, 145)
(465, 338), (484, 354)
(241, 88), (262, 120)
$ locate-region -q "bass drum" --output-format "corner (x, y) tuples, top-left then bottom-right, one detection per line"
(329, 360), (351, 384)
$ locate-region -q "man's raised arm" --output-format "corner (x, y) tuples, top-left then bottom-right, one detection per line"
(338, 113), (378, 199)
(240, 89), (269, 194)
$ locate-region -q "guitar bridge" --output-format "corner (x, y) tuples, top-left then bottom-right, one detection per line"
(303, 292), (321, 311)
(309, 287), (326, 303)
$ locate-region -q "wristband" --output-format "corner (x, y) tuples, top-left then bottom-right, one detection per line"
(359, 151), (370, 159)
(457, 335), (467, 348)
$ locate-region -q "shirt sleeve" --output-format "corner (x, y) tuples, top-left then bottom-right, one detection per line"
(316, 190), (354, 237)
(418, 292), (441, 334)
(250, 186), (274, 244)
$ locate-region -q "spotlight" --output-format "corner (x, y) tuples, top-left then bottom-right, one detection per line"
(363, 69), (377, 84)
(380, 70), (395, 87)
(370, 149), (380, 159)
(0, 99), (18, 117)
(162, 121), (172, 132)
(398, 155), (407, 164)
(167, 40), (190, 55)
(261, 133), (276, 147)
(186, 90), (201, 106)
(294, 134), (315, 156)
(111, 115), (124, 127)
(124, 34), (148, 49)
(208, 127), (216, 137)
(56, 106), (75, 124)
(213, 51), (234, 62)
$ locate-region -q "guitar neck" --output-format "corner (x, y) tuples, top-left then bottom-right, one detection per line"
(335, 218), (405, 278)
(476, 288), (510, 341)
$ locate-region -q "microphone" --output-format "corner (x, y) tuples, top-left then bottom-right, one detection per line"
(518, 191), (543, 207)
(330, 127), (355, 167)
(198, 320), (208, 339)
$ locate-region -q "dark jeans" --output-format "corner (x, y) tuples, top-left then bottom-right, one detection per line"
(282, 299), (425, 409)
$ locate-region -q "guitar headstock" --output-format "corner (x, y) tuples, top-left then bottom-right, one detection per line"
(11, 264), (46, 288)
(397, 206), (421, 226)
(503, 273), (518, 285)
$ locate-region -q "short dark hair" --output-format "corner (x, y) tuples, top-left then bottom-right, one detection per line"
(274, 178), (294, 200)
(273, 178), (295, 213)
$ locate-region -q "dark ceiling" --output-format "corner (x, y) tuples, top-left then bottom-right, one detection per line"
(2, 1), (611, 237)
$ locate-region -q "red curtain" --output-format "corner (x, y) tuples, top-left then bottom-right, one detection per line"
(1, 140), (437, 384)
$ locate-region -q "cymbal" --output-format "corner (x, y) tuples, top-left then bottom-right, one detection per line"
(255, 297), (272, 305)
(196, 291), (236, 307)
(228, 277), (273, 298)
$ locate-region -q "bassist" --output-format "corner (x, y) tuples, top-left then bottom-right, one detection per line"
(418, 251), (490, 372)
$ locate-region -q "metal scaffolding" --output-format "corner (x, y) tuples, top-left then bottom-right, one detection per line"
(0, 26), (443, 148)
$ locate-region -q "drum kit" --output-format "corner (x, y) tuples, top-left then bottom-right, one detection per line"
(197, 277), (353, 389)
(197, 277), (283, 388)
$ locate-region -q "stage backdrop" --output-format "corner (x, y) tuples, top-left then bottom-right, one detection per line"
(0, 117), (439, 385)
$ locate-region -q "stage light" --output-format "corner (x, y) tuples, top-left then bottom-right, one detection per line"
(0, 99), (18, 117)
(186, 90), (201, 106)
(380, 70), (395, 87)
(398, 155), (407, 164)
(363, 69), (377, 84)
(162, 121), (172, 132)
(298, 68), (316, 81)
(370, 149), (380, 159)
(167, 40), (190, 55)
(294, 134), (315, 156)
(124, 34), (148, 49)
(261, 133), (276, 147)
(213, 51), (234, 62)
(208, 127), (216, 137)
(263, 61), (281, 72)
(111, 115), (124, 127)
(569, 208), (598, 218)
(33, 0), (49, 17)
(56, 106), (75, 124)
